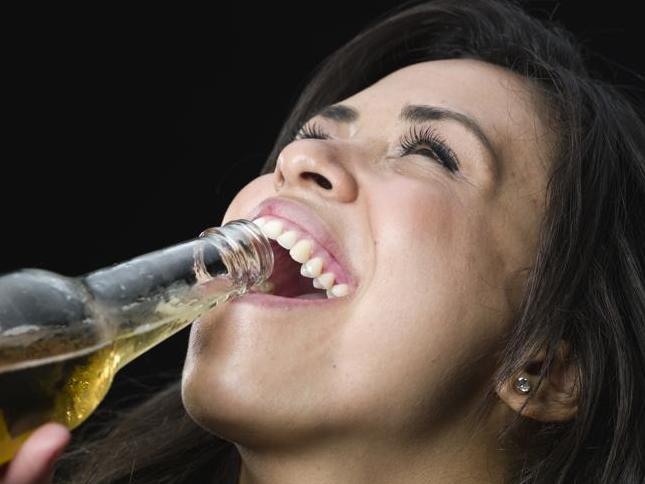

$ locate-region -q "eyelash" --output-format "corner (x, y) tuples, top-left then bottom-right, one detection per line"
(292, 121), (460, 173)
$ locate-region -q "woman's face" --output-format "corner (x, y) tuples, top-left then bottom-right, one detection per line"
(182, 59), (553, 449)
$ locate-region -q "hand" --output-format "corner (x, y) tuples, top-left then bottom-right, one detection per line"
(0, 423), (71, 484)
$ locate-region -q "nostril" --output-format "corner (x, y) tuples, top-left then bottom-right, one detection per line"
(304, 172), (332, 189)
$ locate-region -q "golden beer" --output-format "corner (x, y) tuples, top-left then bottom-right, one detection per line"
(0, 294), (223, 464)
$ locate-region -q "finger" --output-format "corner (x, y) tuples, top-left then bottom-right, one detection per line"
(2, 423), (71, 484)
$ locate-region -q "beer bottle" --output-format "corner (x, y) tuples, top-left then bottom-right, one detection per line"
(0, 219), (273, 463)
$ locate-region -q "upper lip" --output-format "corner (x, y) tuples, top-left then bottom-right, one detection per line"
(245, 196), (358, 288)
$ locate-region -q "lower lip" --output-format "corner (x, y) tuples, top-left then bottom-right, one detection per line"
(229, 291), (347, 308)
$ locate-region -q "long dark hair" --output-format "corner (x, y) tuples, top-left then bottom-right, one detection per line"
(57, 1), (645, 482)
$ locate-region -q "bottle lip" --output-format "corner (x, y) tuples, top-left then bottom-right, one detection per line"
(200, 219), (274, 292)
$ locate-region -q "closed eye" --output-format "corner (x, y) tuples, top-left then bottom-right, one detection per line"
(294, 121), (330, 140)
(292, 120), (460, 173)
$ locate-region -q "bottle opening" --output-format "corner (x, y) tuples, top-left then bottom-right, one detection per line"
(199, 219), (274, 293)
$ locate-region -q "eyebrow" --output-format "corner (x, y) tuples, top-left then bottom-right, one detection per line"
(316, 103), (499, 175)
(317, 104), (359, 123)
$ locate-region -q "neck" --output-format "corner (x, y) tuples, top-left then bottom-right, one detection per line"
(235, 419), (509, 484)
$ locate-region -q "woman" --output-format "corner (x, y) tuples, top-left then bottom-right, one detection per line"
(3, 0), (644, 482)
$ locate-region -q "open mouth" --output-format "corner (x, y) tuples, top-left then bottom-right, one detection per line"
(249, 216), (355, 300)
(257, 240), (329, 300)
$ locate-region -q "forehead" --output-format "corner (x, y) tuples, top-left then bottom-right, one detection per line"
(350, 59), (539, 133)
(344, 59), (553, 181)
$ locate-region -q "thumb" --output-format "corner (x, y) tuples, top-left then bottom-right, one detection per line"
(1, 423), (71, 484)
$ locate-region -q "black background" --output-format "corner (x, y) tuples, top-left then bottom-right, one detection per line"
(2, 2), (642, 417)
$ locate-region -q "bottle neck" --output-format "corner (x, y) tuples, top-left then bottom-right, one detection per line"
(0, 220), (273, 374)
(199, 219), (274, 294)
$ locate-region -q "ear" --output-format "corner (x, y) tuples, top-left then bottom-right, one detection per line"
(495, 341), (580, 422)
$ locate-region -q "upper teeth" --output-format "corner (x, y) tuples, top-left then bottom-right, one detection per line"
(301, 257), (323, 278)
(276, 230), (299, 249)
(289, 239), (313, 263)
(252, 216), (349, 298)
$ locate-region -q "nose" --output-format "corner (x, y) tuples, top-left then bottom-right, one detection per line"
(273, 140), (358, 203)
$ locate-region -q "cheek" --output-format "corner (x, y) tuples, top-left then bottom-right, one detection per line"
(331, 181), (508, 425)
(368, 177), (463, 305)
(370, 177), (516, 322)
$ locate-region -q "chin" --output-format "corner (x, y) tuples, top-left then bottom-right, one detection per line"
(180, 362), (289, 447)
(180, 365), (350, 449)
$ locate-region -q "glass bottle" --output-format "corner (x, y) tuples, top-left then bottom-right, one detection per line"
(0, 219), (273, 464)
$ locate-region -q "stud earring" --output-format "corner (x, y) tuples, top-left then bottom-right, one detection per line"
(513, 375), (532, 394)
